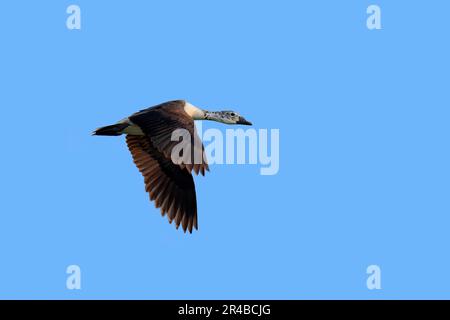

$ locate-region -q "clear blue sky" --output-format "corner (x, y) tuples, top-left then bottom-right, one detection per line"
(1, 1), (449, 299)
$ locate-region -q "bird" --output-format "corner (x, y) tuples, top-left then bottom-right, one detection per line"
(92, 100), (252, 233)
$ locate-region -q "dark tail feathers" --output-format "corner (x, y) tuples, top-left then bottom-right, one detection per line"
(92, 123), (129, 136)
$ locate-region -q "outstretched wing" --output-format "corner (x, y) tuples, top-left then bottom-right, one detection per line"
(129, 100), (209, 175)
(126, 135), (198, 233)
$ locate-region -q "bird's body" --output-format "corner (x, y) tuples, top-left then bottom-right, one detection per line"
(93, 100), (251, 233)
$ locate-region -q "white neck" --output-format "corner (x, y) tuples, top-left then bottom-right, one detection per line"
(184, 102), (205, 120)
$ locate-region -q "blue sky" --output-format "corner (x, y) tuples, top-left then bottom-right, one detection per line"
(0, 1), (449, 299)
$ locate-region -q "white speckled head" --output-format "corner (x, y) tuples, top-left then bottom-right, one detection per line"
(204, 110), (252, 125)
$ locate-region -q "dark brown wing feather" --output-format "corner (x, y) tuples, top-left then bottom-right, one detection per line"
(126, 135), (198, 233)
(129, 100), (209, 176)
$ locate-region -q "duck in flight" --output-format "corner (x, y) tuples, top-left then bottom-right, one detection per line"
(92, 100), (252, 233)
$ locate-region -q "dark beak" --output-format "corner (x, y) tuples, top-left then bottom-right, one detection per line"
(237, 116), (252, 125)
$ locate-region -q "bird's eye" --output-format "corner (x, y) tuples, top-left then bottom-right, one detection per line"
(230, 112), (235, 116)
